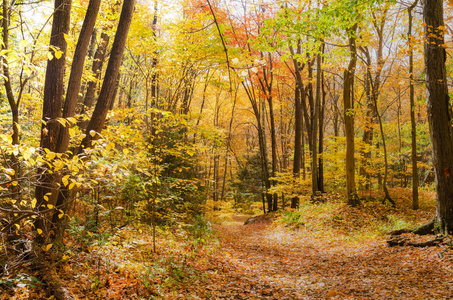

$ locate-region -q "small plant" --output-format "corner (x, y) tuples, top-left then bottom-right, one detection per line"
(0, 273), (43, 289)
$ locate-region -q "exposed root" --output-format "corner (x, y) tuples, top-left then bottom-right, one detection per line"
(387, 219), (439, 247)
(387, 235), (444, 247)
(388, 219), (434, 236)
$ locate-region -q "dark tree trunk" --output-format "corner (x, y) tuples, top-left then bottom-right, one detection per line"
(80, 0), (136, 150)
(35, 0), (72, 235)
(292, 86), (302, 208)
(2, 0), (22, 199)
(318, 64), (325, 192)
(56, 0), (102, 154)
(258, 53), (278, 211)
(409, 0), (419, 209)
(344, 24), (359, 206)
(360, 55), (375, 190)
(36, 0), (102, 239)
(423, 0), (453, 233)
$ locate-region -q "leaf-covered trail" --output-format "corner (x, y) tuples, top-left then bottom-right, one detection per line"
(203, 218), (453, 299)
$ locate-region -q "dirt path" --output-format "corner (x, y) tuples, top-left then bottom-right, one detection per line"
(202, 220), (453, 300)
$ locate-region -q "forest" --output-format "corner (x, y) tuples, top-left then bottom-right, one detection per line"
(1, 0), (453, 298)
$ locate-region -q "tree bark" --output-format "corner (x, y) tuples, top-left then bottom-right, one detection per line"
(56, 0), (102, 154)
(409, 0), (419, 209)
(344, 24), (359, 206)
(35, 0), (72, 235)
(80, 0), (136, 150)
(292, 86), (302, 208)
(423, 0), (453, 234)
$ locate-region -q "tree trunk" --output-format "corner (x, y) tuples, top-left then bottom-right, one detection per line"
(35, 0), (72, 236)
(318, 64), (325, 192)
(423, 0), (453, 234)
(360, 57), (375, 190)
(80, 0), (136, 150)
(409, 0), (419, 209)
(292, 86), (302, 208)
(344, 24), (359, 206)
(56, 0), (102, 154)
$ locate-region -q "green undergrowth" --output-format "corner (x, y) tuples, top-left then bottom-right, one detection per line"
(279, 188), (436, 241)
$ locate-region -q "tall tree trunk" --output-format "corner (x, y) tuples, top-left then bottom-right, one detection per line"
(221, 86), (238, 201)
(423, 0), (453, 234)
(37, 0), (101, 239)
(35, 0), (72, 236)
(292, 86), (302, 208)
(344, 24), (359, 206)
(409, 0), (419, 209)
(80, 0), (136, 150)
(259, 53), (278, 211)
(371, 82), (395, 206)
(56, 0), (102, 154)
(360, 58), (374, 190)
(318, 65), (325, 192)
(2, 0), (21, 199)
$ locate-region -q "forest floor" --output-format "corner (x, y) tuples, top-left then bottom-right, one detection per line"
(2, 188), (453, 299)
(205, 216), (453, 299)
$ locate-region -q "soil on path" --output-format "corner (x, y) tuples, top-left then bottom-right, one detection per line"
(202, 218), (453, 300)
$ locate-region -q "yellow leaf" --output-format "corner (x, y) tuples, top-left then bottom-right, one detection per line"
(31, 198), (37, 209)
(89, 130), (96, 137)
(23, 150), (31, 160)
(53, 160), (64, 171)
(43, 244), (53, 251)
(123, 148), (130, 155)
(47, 52), (53, 61)
(68, 127), (76, 137)
(46, 152), (56, 160)
(62, 175), (70, 187)
(67, 117), (77, 124)
(24, 66), (31, 77)
(62, 255), (69, 261)
(54, 49), (63, 59)
(106, 142), (115, 151)
(47, 204), (54, 209)
(37, 228), (43, 235)
(56, 118), (67, 127)
(5, 168), (15, 175)
(11, 181), (18, 186)
(68, 182), (75, 190)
